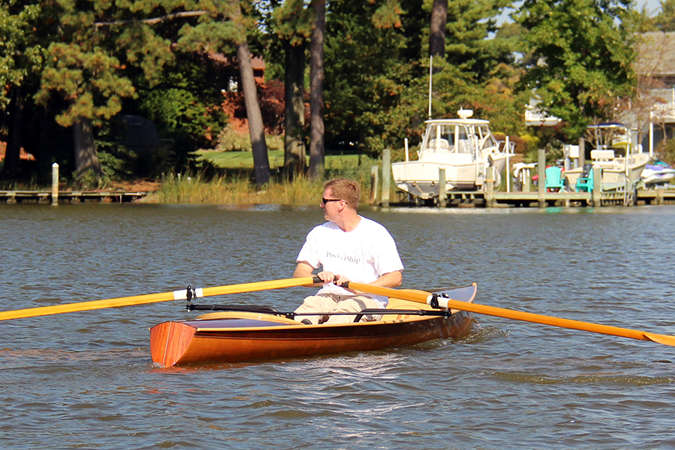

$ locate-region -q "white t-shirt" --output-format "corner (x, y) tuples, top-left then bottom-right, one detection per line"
(296, 216), (404, 305)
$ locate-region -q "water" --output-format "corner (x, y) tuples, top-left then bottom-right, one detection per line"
(1, 203), (674, 448)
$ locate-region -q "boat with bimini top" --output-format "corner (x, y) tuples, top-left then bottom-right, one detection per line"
(564, 123), (650, 192)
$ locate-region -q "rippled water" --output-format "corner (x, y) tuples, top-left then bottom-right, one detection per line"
(1, 204), (673, 448)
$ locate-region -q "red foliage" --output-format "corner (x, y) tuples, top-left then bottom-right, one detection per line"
(221, 79), (285, 136)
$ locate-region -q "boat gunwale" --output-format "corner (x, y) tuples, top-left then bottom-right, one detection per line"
(192, 312), (443, 333)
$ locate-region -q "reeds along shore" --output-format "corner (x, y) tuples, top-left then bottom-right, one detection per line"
(146, 170), (376, 206)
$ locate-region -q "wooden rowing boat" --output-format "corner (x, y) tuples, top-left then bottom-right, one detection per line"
(150, 284), (476, 367)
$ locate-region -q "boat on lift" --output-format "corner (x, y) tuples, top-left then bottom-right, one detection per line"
(641, 161), (675, 186)
(391, 109), (512, 199)
(564, 123), (650, 192)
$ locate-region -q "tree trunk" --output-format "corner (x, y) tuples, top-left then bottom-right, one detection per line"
(308, 0), (326, 179)
(73, 117), (101, 181)
(1, 90), (23, 180)
(283, 41), (307, 180)
(429, 0), (447, 58)
(237, 40), (271, 187)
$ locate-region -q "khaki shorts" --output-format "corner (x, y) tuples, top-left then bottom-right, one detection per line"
(294, 294), (383, 325)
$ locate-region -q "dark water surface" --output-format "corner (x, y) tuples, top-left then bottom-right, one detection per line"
(1, 204), (673, 448)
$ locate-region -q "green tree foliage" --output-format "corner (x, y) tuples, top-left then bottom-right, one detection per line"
(36, 42), (135, 128)
(0, 1), (43, 109)
(321, 0), (521, 155)
(514, 0), (637, 139)
(653, 0), (675, 31)
(0, 1), (48, 180)
(443, 0), (515, 80)
(32, 1), (138, 181)
(323, 0), (414, 154)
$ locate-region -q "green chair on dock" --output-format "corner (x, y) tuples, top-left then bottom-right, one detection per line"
(545, 166), (565, 192)
(575, 165), (594, 192)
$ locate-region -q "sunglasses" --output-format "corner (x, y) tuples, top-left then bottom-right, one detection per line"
(321, 197), (342, 205)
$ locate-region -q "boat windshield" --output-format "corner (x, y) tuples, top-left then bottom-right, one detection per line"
(422, 121), (498, 154)
(476, 125), (498, 151)
(585, 125), (630, 156)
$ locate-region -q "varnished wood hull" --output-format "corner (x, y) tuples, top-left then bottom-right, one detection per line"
(150, 286), (476, 368)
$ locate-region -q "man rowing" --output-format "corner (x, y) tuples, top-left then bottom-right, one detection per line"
(293, 178), (404, 324)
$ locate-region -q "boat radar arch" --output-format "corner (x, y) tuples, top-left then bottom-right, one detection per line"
(458, 109), (473, 119)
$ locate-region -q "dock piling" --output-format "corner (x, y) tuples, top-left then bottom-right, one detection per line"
(51, 163), (59, 206)
(537, 149), (545, 208)
(370, 165), (379, 204)
(505, 136), (511, 192)
(592, 167), (602, 206)
(439, 168), (447, 207)
(381, 148), (391, 207)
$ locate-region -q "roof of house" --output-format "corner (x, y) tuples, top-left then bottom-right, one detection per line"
(635, 32), (675, 77)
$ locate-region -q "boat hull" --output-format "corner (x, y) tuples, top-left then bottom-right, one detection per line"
(642, 165), (675, 185)
(564, 153), (649, 191)
(150, 286), (476, 367)
(392, 156), (507, 199)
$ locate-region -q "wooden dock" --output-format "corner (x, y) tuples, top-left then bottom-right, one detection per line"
(377, 148), (675, 209)
(0, 190), (149, 204)
(389, 188), (675, 208)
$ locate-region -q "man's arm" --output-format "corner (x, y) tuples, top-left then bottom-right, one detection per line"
(293, 261), (315, 278)
(372, 270), (402, 288)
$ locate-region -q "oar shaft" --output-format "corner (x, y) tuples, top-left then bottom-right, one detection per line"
(346, 282), (675, 346)
(200, 277), (317, 297)
(0, 277), (319, 321)
(0, 291), (175, 321)
(445, 300), (655, 342)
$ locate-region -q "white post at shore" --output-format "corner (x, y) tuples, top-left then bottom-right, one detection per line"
(51, 163), (59, 206)
(649, 111), (654, 157)
(404, 138), (409, 161)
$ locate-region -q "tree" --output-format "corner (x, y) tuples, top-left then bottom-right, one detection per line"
(178, 1), (271, 187)
(308, 0), (326, 179)
(654, 0), (675, 31)
(234, 5), (271, 187)
(321, 0), (413, 154)
(36, 42), (135, 181)
(269, 0), (313, 179)
(514, 0), (637, 139)
(0, 1), (45, 180)
(429, 0), (448, 58)
(33, 1), (138, 184)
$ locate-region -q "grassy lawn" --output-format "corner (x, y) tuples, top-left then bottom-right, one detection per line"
(145, 148), (387, 205)
(149, 150), (385, 205)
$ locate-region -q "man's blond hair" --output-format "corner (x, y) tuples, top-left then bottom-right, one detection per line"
(324, 178), (360, 209)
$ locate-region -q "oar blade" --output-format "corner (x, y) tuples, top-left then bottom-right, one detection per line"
(644, 333), (675, 347)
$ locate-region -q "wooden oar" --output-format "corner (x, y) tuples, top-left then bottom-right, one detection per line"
(0, 276), (320, 321)
(346, 282), (675, 347)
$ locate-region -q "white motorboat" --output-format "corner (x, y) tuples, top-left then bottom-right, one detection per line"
(391, 110), (512, 199)
(641, 161), (675, 186)
(564, 123), (650, 191)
